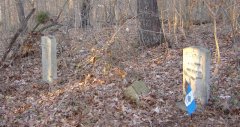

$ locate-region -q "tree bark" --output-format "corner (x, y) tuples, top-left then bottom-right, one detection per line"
(81, 0), (91, 29)
(15, 0), (27, 33)
(137, 0), (163, 47)
(2, 0), (6, 31)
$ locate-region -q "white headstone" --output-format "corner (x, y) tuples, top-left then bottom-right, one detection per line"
(183, 46), (211, 105)
(41, 36), (57, 83)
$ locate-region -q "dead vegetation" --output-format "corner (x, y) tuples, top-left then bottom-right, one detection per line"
(0, 19), (239, 126)
(0, 0), (239, 126)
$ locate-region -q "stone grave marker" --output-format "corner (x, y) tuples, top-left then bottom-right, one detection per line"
(41, 36), (57, 83)
(183, 46), (211, 105)
(123, 81), (150, 104)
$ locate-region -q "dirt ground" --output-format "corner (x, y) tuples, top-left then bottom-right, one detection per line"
(0, 22), (239, 126)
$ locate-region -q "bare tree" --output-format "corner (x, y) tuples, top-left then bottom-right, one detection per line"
(81, 0), (91, 29)
(15, 0), (27, 32)
(137, 0), (163, 47)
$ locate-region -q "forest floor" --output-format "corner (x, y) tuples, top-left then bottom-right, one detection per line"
(0, 21), (239, 126)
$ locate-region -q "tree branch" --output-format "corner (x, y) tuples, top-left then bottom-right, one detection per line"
(0, 8), (36, 65)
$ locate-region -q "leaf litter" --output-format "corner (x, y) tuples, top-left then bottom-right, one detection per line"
(0, 21), (239, 126)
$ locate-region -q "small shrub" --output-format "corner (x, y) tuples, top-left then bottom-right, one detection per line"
(36, 11), (49, 24)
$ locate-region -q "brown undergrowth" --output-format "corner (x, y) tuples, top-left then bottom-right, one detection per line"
(0, 21), (239, 126)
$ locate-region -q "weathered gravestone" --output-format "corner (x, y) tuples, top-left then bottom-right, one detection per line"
(123, 81), (150, 104)
(41, 36), (57, 83)
(183, 46), (211, 105)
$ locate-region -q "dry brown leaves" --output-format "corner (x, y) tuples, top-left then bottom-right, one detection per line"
(0, 21), (239, 126)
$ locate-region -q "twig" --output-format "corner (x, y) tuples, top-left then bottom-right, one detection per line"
(37, 0), (68, 33)
(204, 0), (221, 75)
(56, 0), (70, 21)
(26, 0), (34, 8)
(38, 23), (62, 33)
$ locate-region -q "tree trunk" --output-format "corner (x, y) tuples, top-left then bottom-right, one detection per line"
(2, 0), (7, 31)
(137, 0), (163, 47)
(81, 0), (91, 29)
(107, 0), (115, 25)
(15, 0), (27, 33)
(7, 0), (12, 29)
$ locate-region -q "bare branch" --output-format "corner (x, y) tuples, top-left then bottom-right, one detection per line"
(0, 8), (36, 65)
